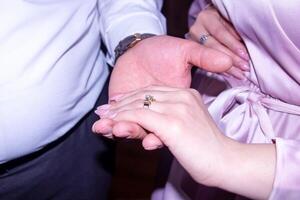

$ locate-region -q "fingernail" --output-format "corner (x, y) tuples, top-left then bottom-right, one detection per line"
(116, 131), (131, 138)
(222, 72), (231, 78)
(236, 49), (250, 61)
(95, 109), (110, 118)
(97, 104), (111, 110)
(92, 123), (113, 135)
(236, 73), (246, 80)
(95, 104), (112, 117)
(232, 69), (246, 80)
(92, 123), (98, 133)
(144, 145), (163, 150)
(102, 132), (113, 139)
(237, 61), (250, 71)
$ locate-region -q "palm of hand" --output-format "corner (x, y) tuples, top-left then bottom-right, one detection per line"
(109, 36), (194, 97)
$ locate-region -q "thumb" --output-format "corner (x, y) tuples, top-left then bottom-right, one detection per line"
(187, 42), (233, 72)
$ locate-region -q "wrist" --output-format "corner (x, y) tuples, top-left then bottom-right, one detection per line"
(114, 33), (156, 64)
(204, 132), (240, 187)
(215, 139), (276, 199)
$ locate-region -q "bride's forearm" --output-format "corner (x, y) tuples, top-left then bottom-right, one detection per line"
(216, 138), (276, 199)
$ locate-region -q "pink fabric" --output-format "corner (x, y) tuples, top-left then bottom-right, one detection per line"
(155, 0), (300, 199)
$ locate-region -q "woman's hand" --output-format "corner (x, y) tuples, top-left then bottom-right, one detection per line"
(188, 6), (250, 79)
(94, 85), (231, 186)
(93, 85), (276, 199)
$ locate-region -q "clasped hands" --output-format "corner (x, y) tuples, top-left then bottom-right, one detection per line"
(91, 9), (277, 198)
(92, 35), (232, 148)
(92, 31), (248, 185)
(93, 7), (250, 151)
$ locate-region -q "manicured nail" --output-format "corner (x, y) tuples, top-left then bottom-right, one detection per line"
(222, 72), (231, 78)
(144, 145), (163, 150)
(94, 109), (110, 118)
(92, 123), (113, 135)
(97, 104), (111, 110)
(236, 49), (250, 61)
(102, 132), (113, 139)
(236, 73), (246, 80)
(244, 71), (251, 78)
(231, 69), (246, 80)
(237, 61), (250, 71)
(116, 131), (131, 138)
(95, 104), (112, 117)
(92, 123), (99, 133)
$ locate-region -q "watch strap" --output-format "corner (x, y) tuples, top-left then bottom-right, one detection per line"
(114, 33), (156, 64)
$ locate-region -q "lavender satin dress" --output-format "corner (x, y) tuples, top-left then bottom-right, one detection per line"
(154, 0), (300, 199)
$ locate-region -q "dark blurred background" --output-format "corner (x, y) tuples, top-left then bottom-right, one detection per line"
(109, 1), (193, 199)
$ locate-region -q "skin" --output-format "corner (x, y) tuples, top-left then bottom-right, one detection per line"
(94, 6), (251, 147)
(188, 6), (251, 79)
(94, 35), (233, 148)
(95, 86), (276, 200)
(92, 7), (277, 199)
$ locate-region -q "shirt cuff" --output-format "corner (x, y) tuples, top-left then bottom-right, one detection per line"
(269, 137), (300, 199)
(101, 13), (166, 66)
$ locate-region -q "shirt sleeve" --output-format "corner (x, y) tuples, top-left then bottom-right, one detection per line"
(269, 138), (300, 199)
(98, 0), (166, 65)
(188, 0), (212, 27)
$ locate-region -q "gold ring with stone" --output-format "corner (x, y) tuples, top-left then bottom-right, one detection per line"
(143, 95), (156, 108)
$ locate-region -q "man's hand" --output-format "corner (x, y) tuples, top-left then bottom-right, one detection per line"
(109, 35), (232, 97)
(93, 35), (232, 149)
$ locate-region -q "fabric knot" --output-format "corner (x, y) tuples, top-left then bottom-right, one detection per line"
(235, 90), (264, 105)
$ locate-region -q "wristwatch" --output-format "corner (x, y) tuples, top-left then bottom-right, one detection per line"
(114, 33), (156, 64)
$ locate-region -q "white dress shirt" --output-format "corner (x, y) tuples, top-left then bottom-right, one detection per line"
(0, 0), (166, 164)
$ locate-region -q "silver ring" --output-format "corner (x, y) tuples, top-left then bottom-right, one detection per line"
(199, 34), (211, 45)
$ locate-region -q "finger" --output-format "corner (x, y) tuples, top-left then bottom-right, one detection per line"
(111, 120), (164, 149)
(226, 67), (246, 80)
(92, 118), (114, 139)
(112, 121), (148, 139)
(110, 85), (181, 102)
(203, 16), (249, 61)
(202, 36), (250, 72)
(107, 88), (201, 117)
(222, 20), (242, 41)
(109, 90), (188, 113)
(188, 16), (249, 72)
(142, 133), (164, 150)
(107, 100), (174, 120)
(111, 109), (168, 141)
(187, 41), (232, 73)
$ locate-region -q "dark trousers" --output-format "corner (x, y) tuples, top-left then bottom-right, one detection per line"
(0, 79), (115, 200)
